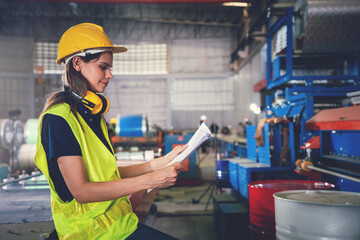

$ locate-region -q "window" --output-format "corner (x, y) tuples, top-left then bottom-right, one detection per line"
(34, 42), (61, 74)
(34, 42), (168, 75)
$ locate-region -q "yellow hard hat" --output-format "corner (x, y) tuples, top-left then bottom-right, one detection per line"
(56, 23), (127, 65)
(110, 118), (117, 125)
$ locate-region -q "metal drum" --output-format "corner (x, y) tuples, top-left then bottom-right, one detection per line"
(116, 114), (148, 137)
(18, 144), (37, 172)
(24, 119), (38, 145)
(248, 180), (335, 238)
(13, 120), (24, 149)
(274, 190), (360, 240)
(0, 119), (14, 149)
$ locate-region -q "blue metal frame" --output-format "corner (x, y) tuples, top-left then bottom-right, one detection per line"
(259, 6), (360, 193)
(266, 85), (360, 120)
(266, 7), (360, 89)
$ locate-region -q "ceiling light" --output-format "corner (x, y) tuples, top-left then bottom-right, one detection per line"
(222, 2), (250, 8)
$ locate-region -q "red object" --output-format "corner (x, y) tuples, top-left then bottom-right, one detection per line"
(306, 105), (360, 130)
(248, 180), (335, 237)
(253, 78), (267, 92)
(300, 136), (320, 149)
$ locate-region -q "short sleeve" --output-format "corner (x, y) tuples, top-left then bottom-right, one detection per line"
(41, 114), (82, 162)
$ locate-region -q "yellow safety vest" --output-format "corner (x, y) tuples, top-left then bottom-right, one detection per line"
(35, 103), (138, 240)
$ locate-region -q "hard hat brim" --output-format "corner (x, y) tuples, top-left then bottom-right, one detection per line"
(56, 45), (128, 65)
(113, 46), (128, 54)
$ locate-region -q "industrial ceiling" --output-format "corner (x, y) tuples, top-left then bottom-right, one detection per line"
(0, 0), (269, 44)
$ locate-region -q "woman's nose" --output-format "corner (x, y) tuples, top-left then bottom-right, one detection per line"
(106, 69), (113, 79)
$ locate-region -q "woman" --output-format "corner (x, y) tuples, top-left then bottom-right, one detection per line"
(35, 23), (186, 240)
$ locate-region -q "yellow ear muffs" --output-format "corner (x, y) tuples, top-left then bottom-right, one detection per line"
(82, 91), (110, 115)
(69, 90), (110, 115)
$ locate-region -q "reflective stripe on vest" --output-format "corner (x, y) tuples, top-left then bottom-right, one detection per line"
(35, 103), (138, 240)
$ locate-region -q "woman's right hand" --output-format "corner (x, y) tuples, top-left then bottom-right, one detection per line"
(148, 162), (182, 189)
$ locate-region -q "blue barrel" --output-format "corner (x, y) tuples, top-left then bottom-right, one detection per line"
(116, 115), (148, 137)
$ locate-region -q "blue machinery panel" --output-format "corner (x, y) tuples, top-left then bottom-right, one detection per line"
(164, 134), (197, 179)
(246, 126), (257, 162)
(258, 124), (271, 165)
(264, 7), (360, 192)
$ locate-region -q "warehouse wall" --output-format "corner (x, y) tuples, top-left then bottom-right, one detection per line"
(105, 76), (168, 129)
(170, 75), (235, 130)
(234, 44), (266, 125)
(0, 36), (33, 73)
(0, 37), (36, 121)
(0, 22), (236, 130)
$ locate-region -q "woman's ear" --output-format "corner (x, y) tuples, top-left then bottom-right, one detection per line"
(72, 56), (82, 72)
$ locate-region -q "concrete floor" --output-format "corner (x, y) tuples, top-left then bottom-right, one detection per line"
(0, 152), (219, 240)
(150, 152), (218, 240)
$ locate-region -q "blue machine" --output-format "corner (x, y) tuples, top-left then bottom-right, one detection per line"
(164, 134), (198, 180)
(116, 114), (148, 137)
(263, 6), (360, 192)
(296, 105), (360, 191)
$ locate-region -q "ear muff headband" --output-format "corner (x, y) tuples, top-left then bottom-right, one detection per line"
(70, 90), (109, 115)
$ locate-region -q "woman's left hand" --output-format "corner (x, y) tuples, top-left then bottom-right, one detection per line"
(150, 145), (188, 171)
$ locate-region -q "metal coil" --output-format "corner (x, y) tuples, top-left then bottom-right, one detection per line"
(13, 120), (24, 149)
(0, 119), (14, 149)
(18, 144), (37, 172)
(24, 119), (38, 145)
(115, 114), (148, 137)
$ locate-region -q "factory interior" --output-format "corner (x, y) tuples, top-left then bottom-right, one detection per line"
(0, 0), (360, 239)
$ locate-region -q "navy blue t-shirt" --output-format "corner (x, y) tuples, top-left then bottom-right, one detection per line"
(41, 103), (113, 202)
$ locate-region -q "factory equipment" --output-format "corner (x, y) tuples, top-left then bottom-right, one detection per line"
(164, 134), (199, 184)
(116, 114), (148, 137)
(295, 104), (360, 190)
(262, 0), (360, 192)
(112, 114), (164, 161)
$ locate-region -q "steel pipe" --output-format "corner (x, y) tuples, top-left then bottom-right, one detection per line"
(307, 165), (360, 183)
(0, 173), (42, 187)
